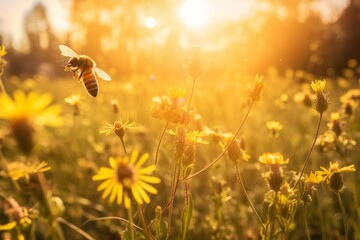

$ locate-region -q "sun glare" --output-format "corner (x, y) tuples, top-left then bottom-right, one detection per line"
(179, 0), (211, 29)
(145, 17), (157, 29)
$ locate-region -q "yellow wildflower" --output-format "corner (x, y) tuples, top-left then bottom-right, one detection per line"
(152, 87), (188, 124)
(5, 161), (51, 181)
(266, 121), (283, 137)
(0, 90), (63, 155)
(65, 94), (81, 116)
(310, 79), (329, 114)
(316, 162), (356, 192)
(92, 150), (161, 208)
(310, 79), (326, 92)
(259, 152), (289, 165)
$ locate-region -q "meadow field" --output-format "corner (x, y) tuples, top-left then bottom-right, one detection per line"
(1, 42), (360, 240)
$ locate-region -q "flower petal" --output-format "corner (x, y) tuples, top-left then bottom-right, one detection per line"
(138, 180), (158, 194)
(137, 165), (156, 175)
(135, 153), (149, 168)
(139, 175), (161, 184)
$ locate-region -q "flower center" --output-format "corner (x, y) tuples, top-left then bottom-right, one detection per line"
(116, 163), (136, 189)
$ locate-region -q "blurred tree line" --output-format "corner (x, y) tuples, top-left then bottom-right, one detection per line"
(1, 0), (360, 78)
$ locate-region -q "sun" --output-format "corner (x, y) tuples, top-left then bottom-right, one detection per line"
(179, 0), (211, 29)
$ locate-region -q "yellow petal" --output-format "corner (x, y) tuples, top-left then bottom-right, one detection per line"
(97, 179), (112, 191)
(117, 184), (124, 205)
(124, 192), (131, 209)
(135, 153), (149, 168)
(130, 150), (139, 165)
(138, 180), (158, 194)
(134, 184), (150, 204)
(92, 168), (114, 181)
(0, 221), (17, 231)
(131, 186), (143, 204)
(138, 165), (156, 175)
(139, 175), (161, 184)
(109, 158), (117, 169)
(101, 181), (115, 199)
(109, 183), (119, 203)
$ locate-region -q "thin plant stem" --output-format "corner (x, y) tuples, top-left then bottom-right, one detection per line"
(36, 171), (66, 240)
(120, 138), (127, 155)
(167, 156), (181, 238)
(336, 191), (349, 240)
(304, 205), (311, 240)
(80, 216), (143, 232)
(235, 162), (265, 227)
(185, 76), (197, 125)
(154, 121), (169, 166)
(186, 100), (254, 180)
(295, 113), (323, 188)
(137, 203), (154, 240)
(57, 217), (95, 240)
(128, 204), (136, 240)
(269, 191), (278, 240)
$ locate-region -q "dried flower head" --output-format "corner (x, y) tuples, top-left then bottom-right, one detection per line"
(185, 46), (205, 80)
(222, 134), (249, 163)
(92, 150), (161, 208)
(249, 75), (265, 102)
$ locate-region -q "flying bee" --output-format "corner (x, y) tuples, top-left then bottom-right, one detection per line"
(59, 44), (111, 97)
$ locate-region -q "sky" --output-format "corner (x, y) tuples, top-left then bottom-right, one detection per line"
(0, 0), (350, 50)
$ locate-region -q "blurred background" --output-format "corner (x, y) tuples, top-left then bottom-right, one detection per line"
(0, 0), (359, 78)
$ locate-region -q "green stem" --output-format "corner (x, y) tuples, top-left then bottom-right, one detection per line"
(154, 121), (169, 166)
(137, 203), (154, 240)
(235, 162), (264, 227)
(304, 205), (311, 240)
(120, 138), (127, 155)
(295, 113), (323, 188)
(336, 191), (349, 240)
(128, 204), (135, 240)
(0, 77), (7, 96)
(186, 100), (254, 180)
(269, 191), (278, 240)
(166, 156), (181, 238)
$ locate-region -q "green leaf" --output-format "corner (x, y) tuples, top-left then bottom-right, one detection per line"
(155, 219), (168, 240)
(180, 164), (194, 180)
(181, 192), (193, 240)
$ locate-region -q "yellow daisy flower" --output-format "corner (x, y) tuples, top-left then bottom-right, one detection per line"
(5, 161), (51, 181)
(152, 87), (188, 124)
(100, 119), (137, 154)
(0, 90), (63, 127)
(0, 90), (63, 154)
(92, 150), (161, 208)
(316, 162), (356, 192)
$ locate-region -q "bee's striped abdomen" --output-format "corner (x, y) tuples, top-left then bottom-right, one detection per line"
(81, 69), (99, 97)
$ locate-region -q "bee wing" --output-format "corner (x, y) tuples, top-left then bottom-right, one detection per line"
(59, 44), (79, 58)
(94, 67), (111, 81)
